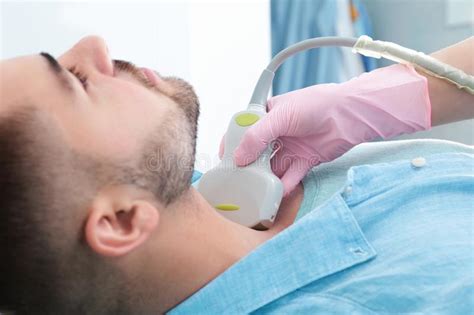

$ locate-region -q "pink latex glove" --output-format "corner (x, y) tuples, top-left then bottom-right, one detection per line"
(219, 64), (431, 195)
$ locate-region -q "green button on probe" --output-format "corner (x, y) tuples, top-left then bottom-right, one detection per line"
(235, 113), (260, 126)
(215, 204), (240, 211)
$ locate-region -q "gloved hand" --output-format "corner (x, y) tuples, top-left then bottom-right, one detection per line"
(219, 64), (431, 195)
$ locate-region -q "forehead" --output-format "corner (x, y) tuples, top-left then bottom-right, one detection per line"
(0, 55), (67, 117)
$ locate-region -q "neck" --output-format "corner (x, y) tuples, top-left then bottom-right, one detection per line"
(143, 184), (304, 313)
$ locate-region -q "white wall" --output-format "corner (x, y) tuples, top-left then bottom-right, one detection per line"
(0, 0), (271, 171)
(187, 1), (271, 171)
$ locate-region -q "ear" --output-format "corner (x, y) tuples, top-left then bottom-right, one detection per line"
(85, 186), (159, 257)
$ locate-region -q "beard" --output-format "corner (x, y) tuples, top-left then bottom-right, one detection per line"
(161, 75), (200, 129)
(112, 59), (200, 204)
(137, 75), (200, 205)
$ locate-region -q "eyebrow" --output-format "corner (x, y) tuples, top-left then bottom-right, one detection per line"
(39, 52), (74, 91)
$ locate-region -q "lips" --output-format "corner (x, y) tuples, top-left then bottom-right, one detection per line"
(141, 67), (161, 86)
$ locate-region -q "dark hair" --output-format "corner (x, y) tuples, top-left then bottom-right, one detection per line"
(0, 109), (128, 314)
(0, 103), (198, 313)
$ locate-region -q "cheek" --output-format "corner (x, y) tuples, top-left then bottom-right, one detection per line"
(61, 82), (173, 160)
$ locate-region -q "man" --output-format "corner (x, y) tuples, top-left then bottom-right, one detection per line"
(0, 36), (472, 314)
(0, 35), (299, 314)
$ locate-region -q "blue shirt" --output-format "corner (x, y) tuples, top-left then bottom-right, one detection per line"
(172, 142), (473, 314)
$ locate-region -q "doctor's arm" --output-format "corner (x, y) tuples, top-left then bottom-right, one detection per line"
(227, 37), (474, 195)
(422, 36), (474, 126)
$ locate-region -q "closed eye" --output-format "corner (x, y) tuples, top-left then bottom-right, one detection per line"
(68, 66), (88, 90)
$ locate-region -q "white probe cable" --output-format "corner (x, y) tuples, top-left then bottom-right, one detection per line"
(249, 37), (357, 109)
(249, 36), (474, 112)
(353, 35), (474, 95)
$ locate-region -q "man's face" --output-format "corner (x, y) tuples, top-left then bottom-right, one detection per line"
(0, 35), (199, 165)
(0, 36), (201, 313)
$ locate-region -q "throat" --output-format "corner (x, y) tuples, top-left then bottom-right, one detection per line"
(266, 183), (305, 236)
(160, 184), (304, 311)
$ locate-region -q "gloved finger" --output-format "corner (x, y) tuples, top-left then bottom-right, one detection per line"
(218, 133), (226, 159)
(266, 97), (277, 111)
(280, 158), (317, 196)
(270, 146), (292, 178)
(234, 110), (280, 167)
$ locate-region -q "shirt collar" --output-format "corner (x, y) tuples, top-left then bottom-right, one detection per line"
(169, 193), (376, 314)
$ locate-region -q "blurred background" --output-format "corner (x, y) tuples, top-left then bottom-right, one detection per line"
(1, 0), (473, 172)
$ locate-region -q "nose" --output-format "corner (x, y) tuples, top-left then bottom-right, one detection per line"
(59, 35), (114, 76)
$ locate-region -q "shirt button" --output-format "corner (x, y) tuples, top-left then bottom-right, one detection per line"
(411, 157), (426, 168)
(344, 185), (353, 194)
